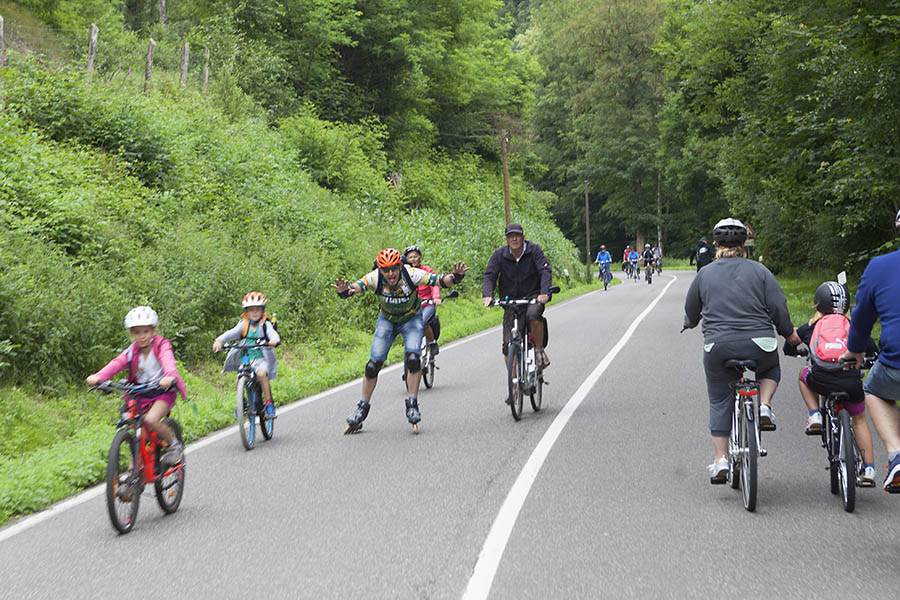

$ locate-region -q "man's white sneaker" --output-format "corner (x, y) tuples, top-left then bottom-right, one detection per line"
(708, 456), (728, 484)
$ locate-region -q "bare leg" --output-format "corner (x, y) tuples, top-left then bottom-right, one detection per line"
(257, 368), (273, 403)
(530, 319), (545, 351)
(851, 413), (875, 464)
(865, 393), (900, 454)
(424, 325), (435, 344)
(406, 370), (422, 396)
(144, 400), (174, 446)
(712, 435), (728, 461)
(798, 378), (819, 412)
(759, 377), (778, 408)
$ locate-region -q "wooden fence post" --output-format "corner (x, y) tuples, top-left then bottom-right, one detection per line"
(179, 42), (189, 88)
(158, 0), (167, 29)
(1, 16), (6, 64)
(144, 38), (156, 92)
(86, 24), (99, 82)
(202, 46), (209, 94)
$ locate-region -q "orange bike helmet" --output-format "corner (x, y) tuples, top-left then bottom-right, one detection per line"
(242, 291), (267, 309)
(376, 248), (402, 268)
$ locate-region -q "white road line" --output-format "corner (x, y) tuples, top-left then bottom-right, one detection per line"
(462, 276), (678, 600)
(0, 289), (593, 543)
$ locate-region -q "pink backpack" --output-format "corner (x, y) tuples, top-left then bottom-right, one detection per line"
(810, 313), (850, 371)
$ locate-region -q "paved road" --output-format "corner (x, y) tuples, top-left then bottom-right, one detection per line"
(2, 270), (899, 599)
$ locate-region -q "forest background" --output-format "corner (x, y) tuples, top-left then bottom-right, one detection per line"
(0, 0), (898, 522)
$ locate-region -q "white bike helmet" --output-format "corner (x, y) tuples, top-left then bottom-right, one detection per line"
(895, 208), (900, 229)
(124, 306), (159, 329)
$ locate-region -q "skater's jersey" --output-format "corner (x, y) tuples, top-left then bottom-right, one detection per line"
(356, 265), (440, 323)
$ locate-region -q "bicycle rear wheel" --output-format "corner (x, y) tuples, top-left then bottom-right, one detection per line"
(237, 377), (255, 450)
(422, 345), (434, 389)
(826, 411), (839, 495)
(740, 401), (758, 512)
(838, 409), (856, 512)
(507, 343), (524, 421)
(155, 418), (185, 514)
(106, 429), (140, 534)
(530, 369), (543, 412)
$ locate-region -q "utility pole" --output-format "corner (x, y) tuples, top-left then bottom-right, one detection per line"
(584, 181), (591, 279)
(500, 129), (511, 225)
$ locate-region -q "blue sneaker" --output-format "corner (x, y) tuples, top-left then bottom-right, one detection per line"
(264, 401), (277, 420)
(884, 455), (900, 492)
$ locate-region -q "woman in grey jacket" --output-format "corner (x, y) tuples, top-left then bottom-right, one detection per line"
(683, 219), (801, 483)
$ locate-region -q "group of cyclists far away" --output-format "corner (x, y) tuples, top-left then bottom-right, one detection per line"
(86, 208), (900, 531)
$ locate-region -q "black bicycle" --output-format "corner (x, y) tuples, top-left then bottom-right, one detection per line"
(219, 340), (274, 450)
(494, 286), (559, 421)
(402, 290), (458, 389)
(724, 360), (768, 512)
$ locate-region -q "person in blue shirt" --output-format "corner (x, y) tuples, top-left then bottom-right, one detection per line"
(842, 208), (900, 491)
(627, 248), (640, 280)
(595, 245), (612, 288)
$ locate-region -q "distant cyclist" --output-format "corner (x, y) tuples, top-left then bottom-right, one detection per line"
(483, 222), (553, 381)
(841, 208), (900, 491)
(641, 243), (654, 283)
(595, 244), (612, 285)
(652, 244), (663, 273)
(622, 245), (631, 277)
(689, 236), (713, 271)
(403, 245), (441, 356)
(333, 248), (468, 432)
(683, 218), (800, 483)
(627, 247), (640, 280)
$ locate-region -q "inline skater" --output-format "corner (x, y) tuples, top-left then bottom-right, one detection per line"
(482, 222), (553, 401)
(333, 249), (468, 433)
(595, 244), (612, 290)
(683, 218), (800, 483)
(841, 208), (900, 491)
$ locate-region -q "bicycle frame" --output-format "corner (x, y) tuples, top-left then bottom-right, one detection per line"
(113, 386), (182, 486)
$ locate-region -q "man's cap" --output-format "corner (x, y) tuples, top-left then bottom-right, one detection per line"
(505, 222), (524, 235)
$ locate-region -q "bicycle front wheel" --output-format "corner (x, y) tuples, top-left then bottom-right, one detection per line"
(155, 417), (185, 514)
(838, 409), (857, 512)
(237, 377), (255, 450)
(106, 429), (140, 534)
(507, 344), (524, 421)
(740, 401), (758, 512)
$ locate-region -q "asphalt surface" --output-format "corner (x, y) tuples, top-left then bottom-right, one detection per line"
(2, 269), (899, 599)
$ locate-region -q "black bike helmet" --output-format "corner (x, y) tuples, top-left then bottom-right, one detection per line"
(813, 281), (849, 315)
(895, 208), (900, 229)
(403, 245), (421, 258)
(712, 218), (748, 247)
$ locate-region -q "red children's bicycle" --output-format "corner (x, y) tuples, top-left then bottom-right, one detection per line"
(92, 380), (185, 533)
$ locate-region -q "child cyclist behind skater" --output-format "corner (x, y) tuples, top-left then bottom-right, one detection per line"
(788, 281), (877, 486)
(86, 306), (188, 466)
(213, 292), (280, 420)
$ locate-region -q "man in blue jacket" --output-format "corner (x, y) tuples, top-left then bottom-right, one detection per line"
(842, 209), (900, 491)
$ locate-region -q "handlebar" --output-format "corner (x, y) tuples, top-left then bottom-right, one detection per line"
(422, 290), (459, 306)
(217, 340), (274, 352)
(492, 286), (560, 308)
(90, 380), (168, 396)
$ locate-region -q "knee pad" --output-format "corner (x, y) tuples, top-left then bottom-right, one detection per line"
(365, 359), (384, 379)
(405, 352), (421, 373)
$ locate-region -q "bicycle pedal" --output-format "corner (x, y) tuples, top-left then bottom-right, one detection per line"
(709, 476), (727, 485)
(886, 483), (900, 494)
(760, 423), (776, 432)
(759, 448), (768, 457)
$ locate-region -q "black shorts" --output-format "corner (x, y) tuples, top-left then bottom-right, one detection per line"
(502, 304), (545, 355)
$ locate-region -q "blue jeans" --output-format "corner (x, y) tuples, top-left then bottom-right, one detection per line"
(370, 311), (424, 362)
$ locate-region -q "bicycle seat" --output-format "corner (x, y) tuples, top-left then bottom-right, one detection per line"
(724, 359), (757, 371)
(827, 391), (850, 402)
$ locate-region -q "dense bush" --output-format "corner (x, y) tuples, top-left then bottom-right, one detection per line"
(0, 54), (580, 386)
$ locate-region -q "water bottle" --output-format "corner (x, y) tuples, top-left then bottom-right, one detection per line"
(526, 346), (536, 376)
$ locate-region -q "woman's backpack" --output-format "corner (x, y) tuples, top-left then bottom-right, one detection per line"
(810, 313), (851, 371)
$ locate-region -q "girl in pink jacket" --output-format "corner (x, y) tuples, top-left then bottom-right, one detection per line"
(86, 306), (187, 466)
